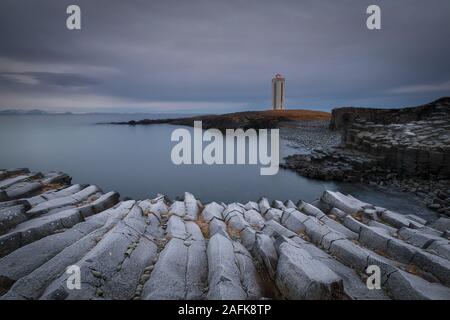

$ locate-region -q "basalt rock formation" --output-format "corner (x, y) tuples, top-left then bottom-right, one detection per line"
(284, 98), (450, 216)
(0, 168), (450, 300)
(329, 97), (450, 131)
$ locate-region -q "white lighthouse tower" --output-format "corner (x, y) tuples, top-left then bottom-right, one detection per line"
(272, 73), (285, 110)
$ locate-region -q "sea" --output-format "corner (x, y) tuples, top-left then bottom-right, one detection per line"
(0, 114), (436, 218)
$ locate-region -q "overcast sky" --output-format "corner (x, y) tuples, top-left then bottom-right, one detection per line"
(0, 0), (449, 113)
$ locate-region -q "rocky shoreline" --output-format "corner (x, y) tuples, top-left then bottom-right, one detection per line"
(283, 98), (450, 217)
(280, 120), (341, 154)
(0, 168), (450, 300)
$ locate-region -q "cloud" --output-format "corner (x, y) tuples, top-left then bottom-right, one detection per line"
(0, 0), (449, 111)
(0, 72), (101, 88)
(0, 73), (40, 86)
(390, 81), (450, 94)
(0, 57), (117, 75)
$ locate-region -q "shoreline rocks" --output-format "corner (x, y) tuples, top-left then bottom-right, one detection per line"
(330, 97), (450, 131)
(1, 168), (450, 300)
(283, 97), (450, 217)
(280, 120), (341, 153)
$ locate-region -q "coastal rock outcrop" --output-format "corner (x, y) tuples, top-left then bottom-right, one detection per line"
(329, 97), (450, 131)
(284, 98), (450, 216)
(1, 168), (450, 300)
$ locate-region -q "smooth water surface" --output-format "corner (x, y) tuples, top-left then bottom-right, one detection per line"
(0, 114), (435, 218)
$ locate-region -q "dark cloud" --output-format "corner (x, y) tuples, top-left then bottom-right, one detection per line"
(0, 72), (101, 87)
(0, 0), (449, 112)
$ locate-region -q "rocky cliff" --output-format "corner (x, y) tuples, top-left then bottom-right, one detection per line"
(284, 98), (450, 215)
(330, 97), (450, 130)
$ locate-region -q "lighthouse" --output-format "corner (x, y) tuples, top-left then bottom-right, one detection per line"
(272, 73), (285, 110)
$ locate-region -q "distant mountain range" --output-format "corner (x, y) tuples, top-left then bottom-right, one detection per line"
(0, 109), (204, 116)
(0, 109), (73, 115)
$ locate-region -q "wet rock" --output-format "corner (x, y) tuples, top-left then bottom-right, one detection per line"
(1, 167), (450, 300)
(284, 200), (297, 209)
(202, 202), (225, 222)
(138, 196), (168, 220)
(406, 215), (427, 226)
(26, 185), (102, 217)
(223, 203), (245, 221)
(2, 202), (135, 299)
(321, 191), (364, 215)
(272, 200), (286, 210)
(253, 233), (278, 279)
(2, 182), (42, 201)
(206, 234), (246, 300)
(280, 208), (308, 233)
(263, 219), (297, 239)
(294, 236), (389, 300)
(0, 201), (135, 293)
(367, 220), (397, 235)
(209, 218), (227, 237)
(379, 210), (416, 229)
(42, 205), (159, 300)
(0, 191), (118, 258)
(275, 237), (344, 299)
(167, 214), (186, 239)
(258, 198), (271, 216)
(264, 208), (283, 222)
(329, 207), (348, 220)
(232, 241), (264, 299)
(244, 201), (259, 212)
(240, 227), (257, 250)
(386, 270), (450, 300)
(329, 239), (370, 272)
(319, 216), (358, 240)
(184, 192), (201, 220)
(398, 227), (442, 248)
(168, 201), (185, 217)
(0, 169), (30, 181)
(28, 185), (83, 207)
(0, 174), (36, 190)
(243, 209), (265, 230)
(427, 241), (450, 261)
(143, 237), (207, 300)
(429, 218), (450, 232)
(411, 251), (450, 287)
(0, 204), (29, 235)
(298, 201), (326, 219)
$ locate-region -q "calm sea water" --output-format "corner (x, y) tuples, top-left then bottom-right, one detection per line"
(0, 114), (436, 218)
